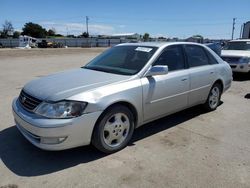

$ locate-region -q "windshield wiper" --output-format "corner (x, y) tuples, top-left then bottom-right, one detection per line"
(83, 66), (133, 75)
(83, 66), (116, 74)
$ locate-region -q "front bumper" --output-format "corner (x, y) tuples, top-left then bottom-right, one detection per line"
(12, 98), (102, 150)
(229, 63), (250, 73)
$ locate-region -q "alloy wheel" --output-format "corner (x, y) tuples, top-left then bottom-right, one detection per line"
(208, 86), (220, 109)
(103, 113), (130, 147)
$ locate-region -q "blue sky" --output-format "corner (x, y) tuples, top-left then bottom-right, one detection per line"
(1, 0), (250, 39)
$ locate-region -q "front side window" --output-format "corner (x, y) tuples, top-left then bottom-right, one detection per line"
(84, 46), (158, 75)
(185, 45), (209, 67)
(153, 45), (185, 71)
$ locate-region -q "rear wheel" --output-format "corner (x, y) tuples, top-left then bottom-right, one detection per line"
(92, 105), (135, 153)
(203, 83), (222, 111)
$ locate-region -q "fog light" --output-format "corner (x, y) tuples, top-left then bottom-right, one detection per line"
(40, 137), (67, 144)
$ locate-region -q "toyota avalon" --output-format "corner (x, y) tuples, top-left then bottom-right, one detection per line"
(12, 42), (232, 153)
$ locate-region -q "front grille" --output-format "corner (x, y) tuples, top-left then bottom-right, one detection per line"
(19, 90), (42, 111)
(222, 56), (241, 64)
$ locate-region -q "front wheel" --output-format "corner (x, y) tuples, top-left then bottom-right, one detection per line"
(203, 83), (222, 111)
(92, 105), (135, 153)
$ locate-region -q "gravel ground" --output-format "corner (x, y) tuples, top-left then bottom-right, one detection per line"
(0, 48), (250, 188)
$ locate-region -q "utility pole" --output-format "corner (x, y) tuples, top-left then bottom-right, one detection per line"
(231, 18), (236, 40)
(86, 16), (89, 35)
(240, 24), (243, 39)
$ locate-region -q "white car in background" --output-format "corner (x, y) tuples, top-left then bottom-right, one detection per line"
(221, 39), (250, 73)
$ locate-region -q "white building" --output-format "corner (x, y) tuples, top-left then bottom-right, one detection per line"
(110, 33), (140, 40)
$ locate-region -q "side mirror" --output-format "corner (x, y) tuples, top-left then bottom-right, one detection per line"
(145, 65), (169, 77)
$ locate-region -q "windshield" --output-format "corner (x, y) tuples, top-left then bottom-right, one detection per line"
(224, 41), (250, 51)
(83, 45), (158, 75)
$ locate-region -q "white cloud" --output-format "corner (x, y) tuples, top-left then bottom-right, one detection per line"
(39, 21), (115, 35)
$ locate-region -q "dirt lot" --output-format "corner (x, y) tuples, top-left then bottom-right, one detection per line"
(0, 48), (250, 188)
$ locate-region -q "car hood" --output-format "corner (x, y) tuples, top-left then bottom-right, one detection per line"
(221, 50), (250, 57)
(23, 68), (130, 101)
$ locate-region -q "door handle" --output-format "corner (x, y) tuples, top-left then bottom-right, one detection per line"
(181, 78), (188, 81)
(210, 71), (214, 74)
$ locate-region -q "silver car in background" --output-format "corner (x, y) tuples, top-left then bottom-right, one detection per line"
(12, 42), (232, 153)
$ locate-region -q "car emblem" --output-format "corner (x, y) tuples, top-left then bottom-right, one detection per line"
(21, 96), (26, 103)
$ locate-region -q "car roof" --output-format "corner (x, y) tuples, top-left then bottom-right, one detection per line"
(117, 41), (205, 48)
(229, 39), (250, 42)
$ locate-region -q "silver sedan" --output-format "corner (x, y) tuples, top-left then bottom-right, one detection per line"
(12, 42), (232, 153)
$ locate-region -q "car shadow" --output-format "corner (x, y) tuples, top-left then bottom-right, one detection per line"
(233, 73), (250, 81)
(130, 101), (222, 144)
(0, 127), (106, 177)
(0, 105), (215, 177)
(244, 93), (250, 99)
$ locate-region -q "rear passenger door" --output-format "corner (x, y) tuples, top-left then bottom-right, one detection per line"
(184, 45), (216, 106)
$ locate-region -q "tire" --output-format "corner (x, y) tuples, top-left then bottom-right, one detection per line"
(92, 105), (135, 153)
(203, 83), (222, 111)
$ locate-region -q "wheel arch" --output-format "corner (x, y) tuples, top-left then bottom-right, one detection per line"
(106, 101), (139, 127)
(204, 79), (224, 104)
(213, 79), (224, 92)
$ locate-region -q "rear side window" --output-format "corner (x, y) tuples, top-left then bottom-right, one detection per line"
(185, 45), (209, 67)
(153, 45), (185, 71)
(205, 50), (219, 64)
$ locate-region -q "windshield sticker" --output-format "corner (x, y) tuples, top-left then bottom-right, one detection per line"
(135, 47), (153, 52)
(247, 42), (250, 44)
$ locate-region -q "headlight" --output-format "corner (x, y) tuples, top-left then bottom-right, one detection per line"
(35, 101), (87, 119)
(239, 57), (250, 64)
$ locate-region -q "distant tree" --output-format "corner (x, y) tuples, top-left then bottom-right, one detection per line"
(55, 34), (64, 37)
(22, 22), (47, 38)
(13, 31), (20, 38)
(143, 33), (150, 41)
(80, 32), (89, 38)
(47, 28), (56, 36)
(1, 20), (14, 38)
(66, 34), (76, 38)
(172, 37), (179, 41)
(191, 35), (204, 43)
(192, 34), (203, 39)
(158, 36), (166, 39)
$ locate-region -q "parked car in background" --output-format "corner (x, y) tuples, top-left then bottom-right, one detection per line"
(12, 42), (232, 153)
(221, 39), (250, 73)
(205, 42), (222, 56)
(38, 39), (64, 48)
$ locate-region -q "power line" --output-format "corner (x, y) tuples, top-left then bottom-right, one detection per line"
(4, 15), (250, 25)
